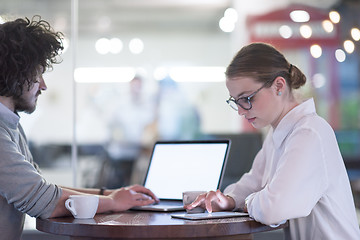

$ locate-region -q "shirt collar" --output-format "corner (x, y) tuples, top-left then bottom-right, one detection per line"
(0, 101), (20, 129)
(272, 98), (316, 148)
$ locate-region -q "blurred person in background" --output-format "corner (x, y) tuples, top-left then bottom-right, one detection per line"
(186, 42), (360, 240)
(106, 74), (157, 159)
(103, 74), (158, 187)
(156, 75), (201, 140)
(0, 16), (158, 239)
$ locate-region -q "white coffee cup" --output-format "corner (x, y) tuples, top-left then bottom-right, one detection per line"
(182, 191), (207, 214)
(65, 195), (99, 219)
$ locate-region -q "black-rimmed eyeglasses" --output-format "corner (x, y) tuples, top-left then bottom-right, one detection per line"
(226, 79), (272, 111)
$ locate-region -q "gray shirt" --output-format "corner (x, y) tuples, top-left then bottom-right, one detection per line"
(0, 102), (62, 240)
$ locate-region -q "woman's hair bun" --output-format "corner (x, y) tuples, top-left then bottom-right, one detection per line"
(289, 64), (306, 89)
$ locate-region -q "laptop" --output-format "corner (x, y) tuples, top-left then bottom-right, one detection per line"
(132, 140), (230, 212)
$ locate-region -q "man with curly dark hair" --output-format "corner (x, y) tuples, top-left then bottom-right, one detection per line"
(0, 16), (158, 239)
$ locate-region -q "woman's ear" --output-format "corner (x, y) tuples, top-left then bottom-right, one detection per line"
(273, 77), (287, 95)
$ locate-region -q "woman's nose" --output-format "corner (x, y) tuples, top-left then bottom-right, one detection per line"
(237, 106), (247, 116)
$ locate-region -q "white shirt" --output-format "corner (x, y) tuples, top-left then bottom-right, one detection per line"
(224, 98), (360, 240)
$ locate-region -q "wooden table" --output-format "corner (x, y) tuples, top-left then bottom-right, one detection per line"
(36, 211), (287, 240)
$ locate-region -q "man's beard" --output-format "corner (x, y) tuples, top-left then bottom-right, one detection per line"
(13, 92), (40, 114)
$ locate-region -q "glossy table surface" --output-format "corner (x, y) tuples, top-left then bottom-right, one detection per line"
(36, 211), (287, 240)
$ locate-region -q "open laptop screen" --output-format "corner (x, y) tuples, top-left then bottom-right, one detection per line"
(143, 140), (230, 200)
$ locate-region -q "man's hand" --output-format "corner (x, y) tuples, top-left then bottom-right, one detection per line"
(108, 184), (159, 212)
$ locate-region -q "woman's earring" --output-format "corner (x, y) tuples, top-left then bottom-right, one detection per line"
(277, 91), (282, 96)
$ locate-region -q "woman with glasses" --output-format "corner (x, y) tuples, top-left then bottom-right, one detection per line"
(185, 43), (360, 239)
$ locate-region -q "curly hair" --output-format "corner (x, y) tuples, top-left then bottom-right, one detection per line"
(0, 15), (64, 98)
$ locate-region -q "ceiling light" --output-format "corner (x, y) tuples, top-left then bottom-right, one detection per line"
(219, 16), (235, 33)
(95, 38), (110, 55)
(74, 67), (136, 83)
(279, 25), (293, 39)
(300, 25), (312, 39)
(224, 8), (238, 23)
(322, 20), (334, 33)
(351, 28), (360, 41)
(312, 73), (326, 88)
(310, 44), (322, 58)
(153, 67), (169, 81)
(344, 40), (355, 54)
(129, 38), (144, 54)
(219, 8), (237, 33)
(289, 10), (310, 23)
(109, 38), (123, 54)
(335, 49), (346, 62)
(329, 11), (340, 24)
